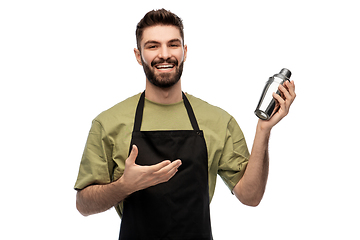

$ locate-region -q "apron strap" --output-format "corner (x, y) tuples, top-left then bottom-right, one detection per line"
(133, 91), (200, 132)
(182, 92), (200, 131)
(133, 92), (145, 132)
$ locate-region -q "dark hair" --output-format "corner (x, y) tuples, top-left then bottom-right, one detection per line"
(136, 9), (184, 51)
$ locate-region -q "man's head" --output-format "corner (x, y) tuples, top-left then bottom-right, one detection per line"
(136, 9), (184, 51)
(134, 9), (187, 89)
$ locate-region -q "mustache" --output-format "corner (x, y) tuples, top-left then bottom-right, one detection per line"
(151, 57), (178, 67)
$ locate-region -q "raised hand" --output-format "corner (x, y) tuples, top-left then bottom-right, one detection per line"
(259, 80), (296, 131)
(119, 145), (182, 194)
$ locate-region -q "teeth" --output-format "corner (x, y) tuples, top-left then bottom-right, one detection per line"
(156, 64), (174, 69)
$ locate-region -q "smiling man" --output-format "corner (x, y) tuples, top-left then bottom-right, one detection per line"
(74, 9), (296, 240)
(137, 26), (185, 89)
(134, 22), (187, 104)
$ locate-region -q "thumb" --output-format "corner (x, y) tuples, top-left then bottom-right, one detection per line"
(127, 145), (138, 165)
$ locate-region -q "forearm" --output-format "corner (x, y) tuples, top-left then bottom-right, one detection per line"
(76, 145), (182, 216)
(233, 121), (270, 206)
(233, 80), (296, 206)
(76, 177), (130, 216)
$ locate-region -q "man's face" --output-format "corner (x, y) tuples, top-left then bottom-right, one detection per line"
(135, 25), (187, 88)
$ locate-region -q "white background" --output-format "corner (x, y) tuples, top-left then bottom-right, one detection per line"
(1, 0), (359, 239)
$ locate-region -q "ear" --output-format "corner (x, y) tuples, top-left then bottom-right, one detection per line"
(134, 48), (142, 66)
(183, 44), (188, 62)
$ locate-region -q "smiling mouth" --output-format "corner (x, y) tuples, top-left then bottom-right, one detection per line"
(155, 64), (175, 70)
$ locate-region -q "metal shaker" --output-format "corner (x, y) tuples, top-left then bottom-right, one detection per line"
(254, 68), (292, 120)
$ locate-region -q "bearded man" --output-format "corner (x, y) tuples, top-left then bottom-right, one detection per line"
(75, 9), (296, 240)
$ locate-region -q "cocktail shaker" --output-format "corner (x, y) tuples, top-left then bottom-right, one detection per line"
(254, 68), (292, 120)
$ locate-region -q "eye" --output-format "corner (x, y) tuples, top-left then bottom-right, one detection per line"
(170, 44), (180, 48)
(144, 44), (159, 50)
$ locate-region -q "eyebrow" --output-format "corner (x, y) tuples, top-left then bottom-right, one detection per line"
(144, 38), (182, 46)
(168, 39), (182, 44)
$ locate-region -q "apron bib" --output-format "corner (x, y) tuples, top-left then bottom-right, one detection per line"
(119, 92), (212, 240)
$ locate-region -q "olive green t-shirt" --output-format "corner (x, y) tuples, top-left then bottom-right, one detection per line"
(74, 93), (249, 217)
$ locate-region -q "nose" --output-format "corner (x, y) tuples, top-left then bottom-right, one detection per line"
(158, 45), (170, 59)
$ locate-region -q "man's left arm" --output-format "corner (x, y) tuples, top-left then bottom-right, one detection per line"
(233, 80), (296, 206)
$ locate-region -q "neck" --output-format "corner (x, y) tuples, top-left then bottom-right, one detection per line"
(145, 79), (183, 104)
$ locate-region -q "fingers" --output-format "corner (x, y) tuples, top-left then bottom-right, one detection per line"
(277, 81), (296, 106)
(278, 83), (290, 101)
(271, 80), (297, 118)
(259, 81), (296, 129)
(150, 159), (172, 172)
(153, 159), (182, 184)
(154, 160), (182, 175)
(289, 80), (296, 96)
(281, 80), (296, 101)
(122, 146), (183, 191)
(151, 159), (182, 177)
(272, 92), (286, 108)
(143, 159), (182, 185)
(126, 145), (139, 165)
(127, 145), (181, 174)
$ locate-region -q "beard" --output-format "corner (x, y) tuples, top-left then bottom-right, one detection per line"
(141, 57), (184, 89)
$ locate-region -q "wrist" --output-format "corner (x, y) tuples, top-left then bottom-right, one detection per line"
(256, 120), (272, 135)
(113, 176), (133, 199)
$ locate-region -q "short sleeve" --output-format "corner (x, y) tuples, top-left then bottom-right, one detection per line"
(218, 117), (249, 192)
(74, 120), (114, 190)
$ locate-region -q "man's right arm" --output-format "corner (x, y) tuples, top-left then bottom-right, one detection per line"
(76, 177), (130, 216)
(76, 145), (182, 216)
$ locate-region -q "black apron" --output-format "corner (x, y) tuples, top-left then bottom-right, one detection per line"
(119, 92), (212, 240)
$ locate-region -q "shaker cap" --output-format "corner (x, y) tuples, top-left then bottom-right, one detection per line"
(279, 68), (291, 79)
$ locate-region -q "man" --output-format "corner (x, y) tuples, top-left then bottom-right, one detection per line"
(75, 9), (296, 240)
